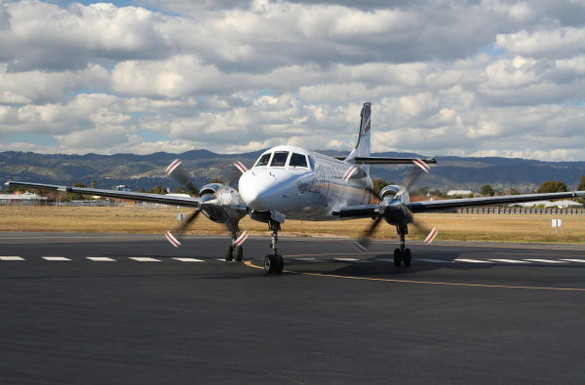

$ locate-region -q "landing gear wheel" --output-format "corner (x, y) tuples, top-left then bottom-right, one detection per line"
(275, 254), (284, 274)
(403, 248), (412, 267)
(264, 254), (284, 274)
(264, 254), (276, 274)
(225, 245), (234, 261)
(233, 245), (244, 262)
(393, 248), (403, 267)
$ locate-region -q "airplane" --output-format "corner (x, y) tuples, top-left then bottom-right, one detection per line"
(7, 102), (585, 274)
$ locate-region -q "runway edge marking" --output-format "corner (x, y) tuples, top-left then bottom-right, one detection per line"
(243, 261), (585, 292)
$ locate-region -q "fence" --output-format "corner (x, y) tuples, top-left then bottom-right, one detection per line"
(457, 207), (585, 215)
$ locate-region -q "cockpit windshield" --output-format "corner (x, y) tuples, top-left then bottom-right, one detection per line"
(254, 153), (271, 167)
(289, 153), (308, 168)
(270, 151), (289, 167)
(253, 150), (310, 169)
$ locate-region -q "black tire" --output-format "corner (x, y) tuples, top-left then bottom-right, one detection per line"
(403, 248), (412, 267)
(264, 254), (277, 274)
(233, 245), (244, 262)
(225, 245), (234, 261)
(393, 248), (402, 267)
(274, 254), (284, 274)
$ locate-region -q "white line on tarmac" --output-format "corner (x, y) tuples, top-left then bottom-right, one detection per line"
(86, 257), (116, 262)
(0, 256), (24, 261)
(172, 258), (204, 262)
(129, 257), (161, 262)
(42, 256), (71, 261)
(561, 259), (585, 263)
(489, 259), (529, 264)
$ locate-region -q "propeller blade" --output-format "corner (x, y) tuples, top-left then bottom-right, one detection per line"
(424, 227), (439, 244)
(353, 215), (384, 252)
(234, 161), (248, 174)
(233, 230), (249, 246)
(343, 165), (359, 181)
(166, 159), (199, 195)
(409, 213), (439, 244)
(412, 158), (431, 173)
(165, 209), (202, 248)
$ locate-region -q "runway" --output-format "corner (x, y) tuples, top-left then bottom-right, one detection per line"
(0, 233), (584, 384)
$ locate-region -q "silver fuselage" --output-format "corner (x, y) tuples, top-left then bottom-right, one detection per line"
(239, 145), (373, 220)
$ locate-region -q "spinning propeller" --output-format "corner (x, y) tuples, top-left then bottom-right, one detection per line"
(164, 159), (249, 249)
(353, 159), (438, 252)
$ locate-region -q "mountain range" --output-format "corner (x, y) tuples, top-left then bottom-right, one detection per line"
(2, 150), (585, 193)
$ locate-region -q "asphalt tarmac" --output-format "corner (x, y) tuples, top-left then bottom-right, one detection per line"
(0, 232), (584, 385)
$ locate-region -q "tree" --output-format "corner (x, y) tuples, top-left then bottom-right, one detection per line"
(149, 185), (168, 195)
(67, 182), (88, 200)
(575, 175), (585, 204)
(372, 179), (387, 196)
(480, 184), (495, 197)
(536, 181), (568, 194)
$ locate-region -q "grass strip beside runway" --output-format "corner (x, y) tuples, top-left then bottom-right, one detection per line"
(1, 205), (585, 244)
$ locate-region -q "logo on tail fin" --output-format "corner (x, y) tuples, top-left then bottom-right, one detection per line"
(360, 102), (371, 135)
(344, 102), (372, 164)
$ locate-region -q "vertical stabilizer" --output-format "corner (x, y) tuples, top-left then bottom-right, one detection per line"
(345, 102), (371, 167)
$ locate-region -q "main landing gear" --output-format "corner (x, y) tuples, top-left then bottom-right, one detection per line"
(224, 244), (244, 262)
(224, 228), (246, 262)
(393, 225), (412, 267)
(264, 220), (284, 274)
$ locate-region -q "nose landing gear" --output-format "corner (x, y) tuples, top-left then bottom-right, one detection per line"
(393, 225), (412, 267)
(264, 220), (284, 274)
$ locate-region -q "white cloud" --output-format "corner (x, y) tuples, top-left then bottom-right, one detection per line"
(0, 0), (583, 161)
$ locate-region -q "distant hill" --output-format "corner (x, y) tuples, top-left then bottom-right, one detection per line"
(2, 150), (585, 193)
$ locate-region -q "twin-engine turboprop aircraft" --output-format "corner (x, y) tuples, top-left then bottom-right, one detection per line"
(7, 102), (585, 274)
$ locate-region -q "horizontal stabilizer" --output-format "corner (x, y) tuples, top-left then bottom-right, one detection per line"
(336, 157), (437, 165)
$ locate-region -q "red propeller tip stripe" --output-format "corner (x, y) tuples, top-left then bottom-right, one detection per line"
(343, 165), (358, 181)
(166, 159), (182, 176)
(165, 231), (182, 248)
(234, 161), (248, 174)
(413, 159), (430, 173)
(424, 227), (438, 244)
(233, 231), (249, 246)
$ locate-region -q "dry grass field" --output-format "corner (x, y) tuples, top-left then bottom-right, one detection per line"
(1, 205), (585, 244)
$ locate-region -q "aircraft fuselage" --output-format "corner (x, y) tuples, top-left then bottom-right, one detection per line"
(239, 145), (373, 220)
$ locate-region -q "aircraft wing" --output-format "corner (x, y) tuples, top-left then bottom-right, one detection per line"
(408, 191), (585, 213)
(333, 190), (585, 218)
(5, 181), (199, 207)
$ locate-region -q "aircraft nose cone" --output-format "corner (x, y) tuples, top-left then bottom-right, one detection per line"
(239, 170), (279, 211)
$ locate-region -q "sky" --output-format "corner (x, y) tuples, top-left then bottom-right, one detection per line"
(0, 0), (584, 160)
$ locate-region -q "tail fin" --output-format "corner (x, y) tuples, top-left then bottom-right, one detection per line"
(345, 102), (371, 163)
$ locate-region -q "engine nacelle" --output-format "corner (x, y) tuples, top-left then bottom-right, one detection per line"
(197, 183), (247, 224)
(199, 183), (223, 197)
(380, 184), (409, 201)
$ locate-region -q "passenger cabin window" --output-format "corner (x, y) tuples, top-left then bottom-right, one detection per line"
(254, 153), (271, 167)
(289, 153), (308, 168)
(270, 151), (289, 167)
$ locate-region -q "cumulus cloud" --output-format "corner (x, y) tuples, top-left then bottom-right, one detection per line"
(0, 0), (584, 161)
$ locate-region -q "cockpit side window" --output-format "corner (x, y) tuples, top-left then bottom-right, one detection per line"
(270, 151), (289, 167)
(254, 153), (271, 167)
(289, 153), (308, 168)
